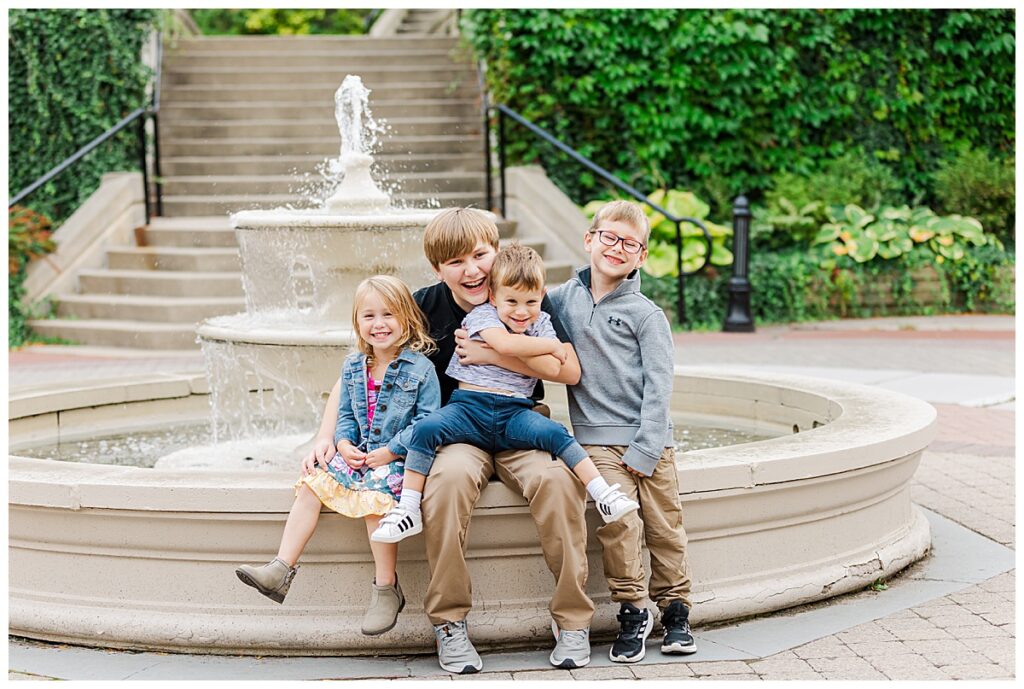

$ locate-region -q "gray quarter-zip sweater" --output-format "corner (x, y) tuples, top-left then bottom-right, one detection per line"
(548, 266), (674, 476)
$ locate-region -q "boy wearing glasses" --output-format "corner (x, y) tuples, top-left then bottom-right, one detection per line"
(548, 200), (697, 663)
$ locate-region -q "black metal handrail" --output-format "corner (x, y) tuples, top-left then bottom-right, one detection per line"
(486, 102), (714, 326)
(9, 31), (165, 223)
(364, 9), (383, 32)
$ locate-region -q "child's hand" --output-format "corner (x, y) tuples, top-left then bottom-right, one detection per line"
(313, 437), (334, 464)
(301, 450), (322, 477)
(620, 460), (648, 478)
(455, 328), (495, 365)
(365, 447), (400, 468)
(550, 343), (568, 365)
(338, 441), (367, 469)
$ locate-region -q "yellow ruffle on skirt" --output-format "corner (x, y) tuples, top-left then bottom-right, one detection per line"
(296, 471), (396, 518)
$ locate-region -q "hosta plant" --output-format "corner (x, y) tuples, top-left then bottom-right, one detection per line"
(813, 204), (996, 265)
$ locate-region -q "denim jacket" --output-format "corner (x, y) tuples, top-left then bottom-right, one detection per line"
(334, 347), (441, 457)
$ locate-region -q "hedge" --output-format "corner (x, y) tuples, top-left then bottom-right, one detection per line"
(8, 9), (160, 224)
(463, 9), (1015, 214)
(642, 245), (1015, 331)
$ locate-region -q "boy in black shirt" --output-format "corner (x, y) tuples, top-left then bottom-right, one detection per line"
(412, 208), (594, 674)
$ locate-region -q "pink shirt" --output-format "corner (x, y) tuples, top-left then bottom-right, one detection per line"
(366, 371), (382, 426)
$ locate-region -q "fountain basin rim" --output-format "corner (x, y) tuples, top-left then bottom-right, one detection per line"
(230, 208), (455, 229)
(196, 320), (355, 347)
(9, 367), (938, 506)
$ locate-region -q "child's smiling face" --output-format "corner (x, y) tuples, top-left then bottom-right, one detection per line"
(585, 219), (648, 283)
(489, 283), (544, 334)
(356, 291), (404, 355)
(434, 242), (498, 312)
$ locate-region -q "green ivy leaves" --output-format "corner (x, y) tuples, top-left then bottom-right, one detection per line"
(463, 9), (1014, 212)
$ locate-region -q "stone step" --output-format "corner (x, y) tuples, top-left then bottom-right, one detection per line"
(169, 36), (458, 52)
(160, 191), (488, 217)
(77, 269), (243, 297)
(542, 261), (575, 284)
(502, 236), (547, 256)
(161, 172), (485, 196)
(106, 246), (240, 271)
(56, 294), (245, 323)
(161, 81), (478, 103)
(160, 99), (479, 121)
(164, 65), (475, 86)
(27, 318), (202, 349)
(161, 152), (485, 176)
(159, 117), (479, 139)
(165, 49), (461, 69)
(143, 224), (237, 247)
(159, 134), (482, 157)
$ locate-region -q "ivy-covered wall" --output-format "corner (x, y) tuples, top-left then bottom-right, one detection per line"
(463, 9), (1015, 212)
(9, 9), (160, 223)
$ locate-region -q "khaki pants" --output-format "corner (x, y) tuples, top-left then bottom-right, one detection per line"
(421, 443), (594, 630)
(588, 445), (692, 610)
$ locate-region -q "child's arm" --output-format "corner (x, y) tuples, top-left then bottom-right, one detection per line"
(301, 378), (342, 475)
(379, 367), (443, 462)
(621, 310), (676, 477)
(456, 332), (582, 385)
(476, 326), (564, 359)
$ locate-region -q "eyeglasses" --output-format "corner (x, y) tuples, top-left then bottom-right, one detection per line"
(590, 230), (645, 255)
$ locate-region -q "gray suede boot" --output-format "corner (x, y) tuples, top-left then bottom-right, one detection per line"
(361, 575), (405, 636)
(235, 558), (298, 604)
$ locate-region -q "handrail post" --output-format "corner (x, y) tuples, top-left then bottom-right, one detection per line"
(138, 115), (151, 226)
(498, 107), (507, 218)
(723, 195), (754, 332)
(484, 105), (492, 213)
(152, 112), (163, 217)
(675, 220), (685, 326)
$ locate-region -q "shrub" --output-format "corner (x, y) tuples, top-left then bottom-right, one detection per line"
(641, 244), (1014, 330)
(463, 9), (1014, 206)
(191, 9), (371, 35)
(9, 206), (56, 347)
(932, 149), (1015, 247)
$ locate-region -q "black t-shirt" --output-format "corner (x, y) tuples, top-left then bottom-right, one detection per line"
(414, 281), (571, 406)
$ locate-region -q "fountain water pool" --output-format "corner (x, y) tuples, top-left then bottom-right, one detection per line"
(7, 74), (936, 654)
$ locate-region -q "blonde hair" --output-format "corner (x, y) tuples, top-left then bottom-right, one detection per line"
(489, 242), (545, 293)
(588, 199), (651, 244)
(351, 275), (435, 361)
(422, 207), (500, 268)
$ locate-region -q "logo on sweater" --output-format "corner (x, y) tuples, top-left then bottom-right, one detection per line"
(607, 316), (623, 327)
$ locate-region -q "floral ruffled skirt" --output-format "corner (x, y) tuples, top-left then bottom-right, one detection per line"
(295, 452), (404, 518)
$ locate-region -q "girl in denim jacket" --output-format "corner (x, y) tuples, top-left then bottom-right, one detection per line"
(236, 275), (440, 636)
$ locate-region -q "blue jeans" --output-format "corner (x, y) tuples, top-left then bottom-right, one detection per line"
(405, 389), (589, 476)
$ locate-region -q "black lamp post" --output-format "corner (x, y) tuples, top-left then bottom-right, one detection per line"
(723, 195), (755, 332)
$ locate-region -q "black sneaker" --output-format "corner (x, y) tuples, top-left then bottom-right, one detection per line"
(609, 602), (653, 663)
(660, 600), (697, 654)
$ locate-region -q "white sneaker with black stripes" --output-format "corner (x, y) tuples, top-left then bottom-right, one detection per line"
(594, 483), (640, 524)
(371, 507), (423, 543)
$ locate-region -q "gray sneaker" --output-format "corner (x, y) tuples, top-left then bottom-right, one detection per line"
(550, 620), (591, 668)
(433, 620), (483, 674)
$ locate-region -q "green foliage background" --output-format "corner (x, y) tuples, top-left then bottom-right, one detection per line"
(462, 9), (1015, 214)
(8, 9), (160, 224)
(642, 244), (1015, 332)
(191, 8), (371, 35)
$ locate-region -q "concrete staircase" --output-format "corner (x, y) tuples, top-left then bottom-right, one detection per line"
(31, 33), (574, 350)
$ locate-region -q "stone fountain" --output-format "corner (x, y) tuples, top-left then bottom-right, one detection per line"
(179, 76), (442, 465)
(7, 75), (937, 656)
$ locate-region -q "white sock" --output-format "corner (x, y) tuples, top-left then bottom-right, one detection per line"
(398, 488), (422, 515)
(585, 476), (612, 501)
